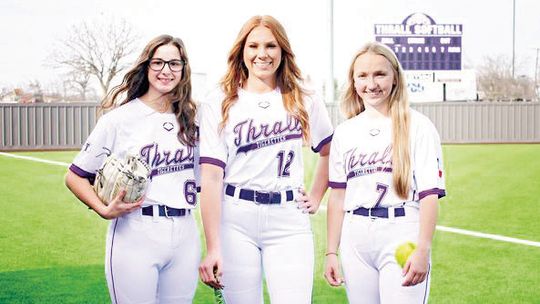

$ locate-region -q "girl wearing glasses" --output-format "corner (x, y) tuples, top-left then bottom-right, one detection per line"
(198, 15), (333, 304)
(65, 35), (200, 303)
(324, 41), (445, 303)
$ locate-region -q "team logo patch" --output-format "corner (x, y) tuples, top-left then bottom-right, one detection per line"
(369, 128), (380, 136)
(258, 100), (270, 109)
(163, 122), (174, 132)
(96, 147), (111, 158)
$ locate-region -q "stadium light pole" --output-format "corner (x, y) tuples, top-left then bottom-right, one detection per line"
(535, 47), (540, 100)
(534, 48), (539, 87)
(512, 0), (516, 78)
(325, 0), (335, 104)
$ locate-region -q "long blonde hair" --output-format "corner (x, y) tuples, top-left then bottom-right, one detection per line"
(220, 15), (310, 141)
(102, 35), (197, 147)
(342, 42), (411, 199)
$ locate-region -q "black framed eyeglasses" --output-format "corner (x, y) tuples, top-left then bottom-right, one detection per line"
(148, 58), (185, 72)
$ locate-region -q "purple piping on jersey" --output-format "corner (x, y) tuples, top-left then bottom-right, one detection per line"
(149, 163), (194, 178)
(311, 133), (333, 153)
(236, 133), (302, 154)
(109, 219), (119, 304)
(346, 166), (393, 180)
(200, 157), (226, 169)
(418, 188), (446, 200)
(328, 181), (346, 189)
(422, 263), (431, 304)
(69, 164), (96, 185)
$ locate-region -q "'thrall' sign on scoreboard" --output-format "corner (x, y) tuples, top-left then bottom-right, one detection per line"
(375, 13), (463, 70)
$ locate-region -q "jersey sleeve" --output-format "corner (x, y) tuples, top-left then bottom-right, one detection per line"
(328, 127), (346, 189)
(198, 98), (227, 169)
(307, 93), (333, 153)
(69, 114), (116, 184)
(413, 117), (446, 200)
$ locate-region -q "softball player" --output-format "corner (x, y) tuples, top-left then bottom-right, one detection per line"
(65, 35), (200, 304)
(198, 15), (333, 304)
(324, 42), (446, 304)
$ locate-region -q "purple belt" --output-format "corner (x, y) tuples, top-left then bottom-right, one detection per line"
(350, 207), (405, 218)
(225, 185), (294, 204)
(142, 205), (190, 217)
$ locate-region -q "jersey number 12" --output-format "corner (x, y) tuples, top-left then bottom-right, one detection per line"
(276, 150), (294, 177)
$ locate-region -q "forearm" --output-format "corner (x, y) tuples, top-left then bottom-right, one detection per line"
(310, 155), (328, 202)
(200, 165), (224, 254)
(65, 170), (107, 216)
(326, 189), (345, 253)
(309, 144), (330, 204)
(417, 194), (439, 251)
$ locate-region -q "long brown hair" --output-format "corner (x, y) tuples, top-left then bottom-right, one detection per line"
(220, 15), (310, 141)
(342, 42), (411, 199)
(102, 34), (197, 147)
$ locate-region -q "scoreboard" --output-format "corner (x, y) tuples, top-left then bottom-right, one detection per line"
(375, 13), (463, 70)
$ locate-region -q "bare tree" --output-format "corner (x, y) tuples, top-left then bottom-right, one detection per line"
(50, 19), (139, 98)
(0, 87), (11, 101)
(477, 55), (511, 100)
(477, 55), (536, 101)
(27, 80), (44, 103)
(66, 70), (91, 100)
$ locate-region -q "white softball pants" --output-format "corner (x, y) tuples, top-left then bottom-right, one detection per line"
(220, 196), (314, 304)
(340, 207), (431, 304)
(105, 208), (201, 304)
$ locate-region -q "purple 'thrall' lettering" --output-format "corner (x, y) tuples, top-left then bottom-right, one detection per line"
(232, 116), (302, 148)
(345, 145), (393, 172)
(139, 143), (194, 168)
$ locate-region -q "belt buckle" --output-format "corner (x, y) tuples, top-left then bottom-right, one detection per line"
(253, 191), (260, 204)
(367, 208), (377, 220)
(164, 205), (171, 218)
(254, 190), (272, 204)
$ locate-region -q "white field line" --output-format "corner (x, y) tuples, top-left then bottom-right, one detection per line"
(2, 152), (539, 248)
(0, 152), (69, 167)
(434, 226), (540, 247)
(317, 205), (540, 247)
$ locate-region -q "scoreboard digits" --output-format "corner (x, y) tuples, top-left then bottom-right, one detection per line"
(375, 13), (463, 71)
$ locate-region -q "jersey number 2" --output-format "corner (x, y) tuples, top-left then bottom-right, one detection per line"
(276, 150), (294, 177)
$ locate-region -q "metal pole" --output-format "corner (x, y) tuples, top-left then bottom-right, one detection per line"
(535, 48), (540, 100)
(512, 0), (516, 78)
(535, 48), (539, 87)
(325, 0), (335, 104)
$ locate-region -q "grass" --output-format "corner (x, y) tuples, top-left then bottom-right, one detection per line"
(0, 144), (539, 303)
(437, 145), (540, 241)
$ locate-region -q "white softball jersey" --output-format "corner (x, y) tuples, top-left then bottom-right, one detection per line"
(199, 87), (333, 191)
(329, 109), (446, 211)
(70, 98), (199, 209)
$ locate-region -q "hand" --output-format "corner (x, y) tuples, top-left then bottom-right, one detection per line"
(402, 247), (430, 286)
(296, 188), (320, 214)
(199, 251), (223, 289)
(99, 190), (143, 220)
(324, 254), (344, 287)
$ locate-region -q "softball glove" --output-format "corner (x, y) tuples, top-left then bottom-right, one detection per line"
(93, 154), (151, 204)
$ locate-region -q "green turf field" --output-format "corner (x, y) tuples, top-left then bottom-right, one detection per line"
(1, 145), (539, 303)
